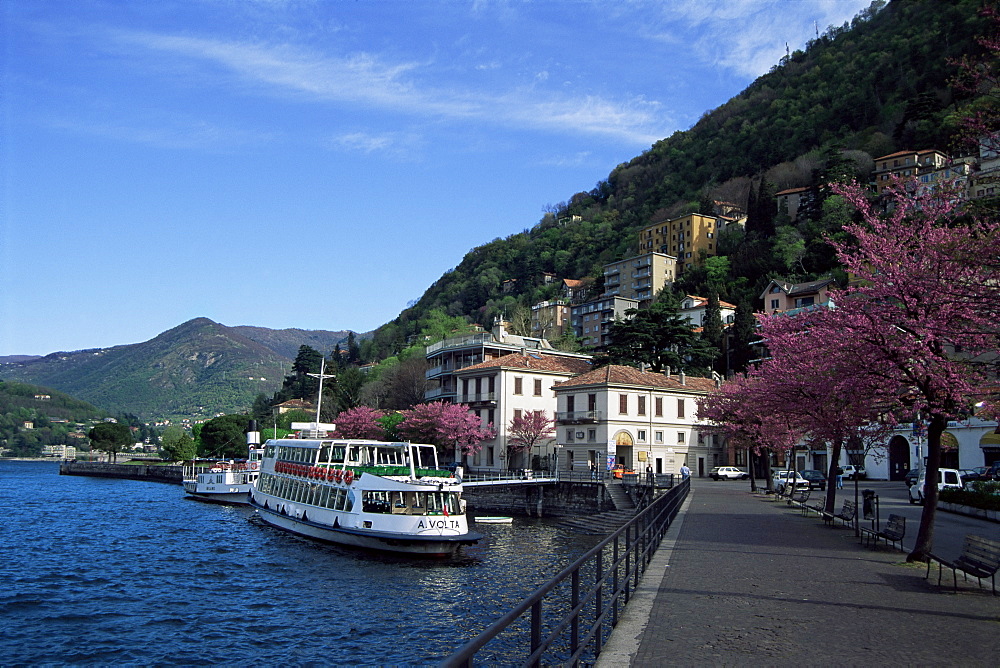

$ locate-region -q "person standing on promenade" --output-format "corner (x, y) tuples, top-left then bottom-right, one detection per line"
(680, 463), (691, 479)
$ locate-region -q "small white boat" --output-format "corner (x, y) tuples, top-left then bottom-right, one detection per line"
(183, 423), (263, 505)
(475, 516), (513, 524)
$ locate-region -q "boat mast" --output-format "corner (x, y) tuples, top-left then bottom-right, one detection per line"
(307, 357), (336, 425)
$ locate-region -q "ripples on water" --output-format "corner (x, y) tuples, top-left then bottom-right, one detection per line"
(0, 461), (601, 665)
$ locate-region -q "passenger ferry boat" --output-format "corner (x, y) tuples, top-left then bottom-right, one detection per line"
(249, 432), (482, 556)
(182, 422), (263, 505)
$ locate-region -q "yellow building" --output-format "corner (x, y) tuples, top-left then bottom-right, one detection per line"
(638, 213), (727, 273)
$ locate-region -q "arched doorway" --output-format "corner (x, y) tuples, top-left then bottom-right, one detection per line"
(614, 431), (633, 469)
(887, 435), (910, 481)
(980, 431), (1000, 467)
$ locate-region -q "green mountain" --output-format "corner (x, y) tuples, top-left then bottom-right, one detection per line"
(0, 318), (328, 421)
(0, 380), (107, 456)
(363, 0), (991, 358)
(231, 325), (355, 360)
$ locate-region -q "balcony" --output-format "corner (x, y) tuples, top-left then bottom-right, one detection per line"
(425, 386), (456, 401)
(458, 392), (496, 405)
(555, 410), (602, 424)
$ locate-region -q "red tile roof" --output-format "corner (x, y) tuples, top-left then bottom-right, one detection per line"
(553, 364), (718, 392)
(455, 352), (594, 375)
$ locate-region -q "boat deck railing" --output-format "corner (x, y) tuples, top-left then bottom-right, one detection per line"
(441, 477), (690, 667)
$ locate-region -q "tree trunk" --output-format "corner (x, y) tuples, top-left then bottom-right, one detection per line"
(907, 413), (945, 563)
(825, 439), (844, 514)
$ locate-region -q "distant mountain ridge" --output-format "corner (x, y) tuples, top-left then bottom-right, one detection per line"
(0, 318), (354, 421)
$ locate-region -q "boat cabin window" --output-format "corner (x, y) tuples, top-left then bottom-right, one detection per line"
(411, 445), (439, 470)
(330, 446), (345, 463)
(375, 446), (404, 466)
(360, 490), (463, 515)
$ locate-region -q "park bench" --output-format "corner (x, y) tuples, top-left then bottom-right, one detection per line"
(860, 513), (905, 551)
(823, 499), (856, 528)
(787, 487), (810, 506)
(926, 534), (1000, 596)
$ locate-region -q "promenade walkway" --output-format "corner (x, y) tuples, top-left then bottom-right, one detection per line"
(597, 482), (998, 666)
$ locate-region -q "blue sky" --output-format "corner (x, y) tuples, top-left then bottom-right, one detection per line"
(1, 0), (872, 357)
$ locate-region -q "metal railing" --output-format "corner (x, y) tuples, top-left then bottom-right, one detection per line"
(441, 477), (690, 667)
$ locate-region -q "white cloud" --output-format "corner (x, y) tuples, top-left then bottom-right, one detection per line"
(111, 29), (667, 145)
(641, 0), (873, 79)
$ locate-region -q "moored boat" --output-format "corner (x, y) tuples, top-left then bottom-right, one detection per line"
(249, 433), (482, 556)
(475, 516), (513, 524)
(182, 422), (263, 504)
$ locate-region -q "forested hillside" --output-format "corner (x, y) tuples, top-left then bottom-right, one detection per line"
(360, 0), (991, 362)
(1, 318), (290, 420)
(0, 381), (106, 456)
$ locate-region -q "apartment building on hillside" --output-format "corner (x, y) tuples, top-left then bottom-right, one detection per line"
(531, 300), (571, 339)
(602, 252), (675, 307)
(571, 296), (639, 350)
(637, 213), (729, 273)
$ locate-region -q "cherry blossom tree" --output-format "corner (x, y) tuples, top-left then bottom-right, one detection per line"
(506, 410), (555, 471)
(397, 401), (497, 458)
(698, 372), (804, 491)
(816, 178), (1000, 560)
(333, 406), (387, 440)
(757, 309), (901, 511)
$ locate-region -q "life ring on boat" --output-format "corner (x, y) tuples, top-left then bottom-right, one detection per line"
(343, 470), (354, 485)
(250, 462), (259, 470)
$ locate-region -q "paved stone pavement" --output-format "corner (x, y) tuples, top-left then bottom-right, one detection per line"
(597, 482), (999, 667)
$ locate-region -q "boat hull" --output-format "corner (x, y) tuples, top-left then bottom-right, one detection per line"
(251, 498), (480, 556)
(183, 480), (254, 505)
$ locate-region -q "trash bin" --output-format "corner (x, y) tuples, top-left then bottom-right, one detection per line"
(862, 489), (877, 521)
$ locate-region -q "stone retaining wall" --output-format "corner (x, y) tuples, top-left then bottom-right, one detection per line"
(462, 481), (615, 518)
(60, 461), (183, 484)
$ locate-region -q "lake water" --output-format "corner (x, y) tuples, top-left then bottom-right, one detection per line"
(0, 460), (601, 665)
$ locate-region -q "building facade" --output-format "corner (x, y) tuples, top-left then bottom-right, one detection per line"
(602, 252), (676, 307)
(637, 213), (729, 273)
(424, 320), (591, 403)
(759, 277), (836, 317)
(571, 296), (639, 350)
(553, 365), (721, 478)
(453, 352), (594, 471)
(530, 300), (572, 340)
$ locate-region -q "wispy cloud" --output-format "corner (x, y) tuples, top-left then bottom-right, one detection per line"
(327, 130), (426, 159)
(643, 0), (871, 79)
(46, 110), (276, 151)
(112, 29), (667, 145)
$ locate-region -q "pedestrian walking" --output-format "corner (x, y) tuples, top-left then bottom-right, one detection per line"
(680, 464), (691, 479)
(836, 466), (843, 489)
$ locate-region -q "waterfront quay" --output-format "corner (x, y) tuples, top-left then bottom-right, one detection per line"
(599, 482), (999, 667)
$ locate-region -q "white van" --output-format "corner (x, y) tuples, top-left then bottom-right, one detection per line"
(908, 468), (963, 505)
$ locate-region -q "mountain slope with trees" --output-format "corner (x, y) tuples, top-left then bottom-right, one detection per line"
(362, 0), (991, 361)
(0, 318), (347, 420)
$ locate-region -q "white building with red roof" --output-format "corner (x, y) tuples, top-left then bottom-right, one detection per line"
(552, 365), (721, 478)
(453, 351), (594, 471)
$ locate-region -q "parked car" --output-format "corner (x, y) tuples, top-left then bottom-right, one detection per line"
(959, 469), (982, 485)
(904, 469), (919, 487)
(841, 465), (866, 480)
(772, 470), (810, 495)
(799, 469), (827, 490)
(710, 466), (749, 481)
(908, 468), (963, 505)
